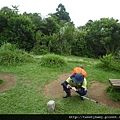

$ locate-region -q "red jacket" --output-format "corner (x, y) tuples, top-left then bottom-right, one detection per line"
(72, 67), (87, 78)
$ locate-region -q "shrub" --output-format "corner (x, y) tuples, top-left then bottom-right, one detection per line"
(111, 61), (120, 72)
(100, 54), (114, 68)
(0, 43), (34, 66)
(31, 44), (49, 55)
(39, 54), (67, 67)
(114, 50), (120, 62)
(99, 54), (120, 72)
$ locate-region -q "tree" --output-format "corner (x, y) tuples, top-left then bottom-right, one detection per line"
(23, 12), (42, 32)
(54, 4), (71, 24)
(11, 5), (19, 14)
(71, 29), (87, 56)
(51, 24), (75, 55)
(0, 6), (15, 17)
(39, 14), (60, 36)
(85, 18), (120, 57)
(0, 6), (16, 45)
(7, 15), (36, 51)
(0, 12), (7, 33)
(0, 7), (36, 51)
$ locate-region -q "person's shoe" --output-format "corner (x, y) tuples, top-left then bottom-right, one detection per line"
(63, 94), (71, 98)
(80, 96), (84, 100)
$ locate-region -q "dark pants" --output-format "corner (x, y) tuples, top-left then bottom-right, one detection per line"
(61, 81), (87, 96)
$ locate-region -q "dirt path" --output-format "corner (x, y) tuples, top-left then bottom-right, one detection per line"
(43, 72), (120, 109)
(0, 73), (120, 109)
(0, 73), (16, 93)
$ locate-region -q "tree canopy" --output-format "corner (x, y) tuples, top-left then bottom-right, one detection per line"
(0, 4), (120, 58)
(54, 3), (71, 23)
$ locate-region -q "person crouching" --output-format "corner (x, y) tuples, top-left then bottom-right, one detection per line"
(61, 73), (87, 100)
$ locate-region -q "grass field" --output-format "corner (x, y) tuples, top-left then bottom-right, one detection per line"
(0, 55), (120, 114)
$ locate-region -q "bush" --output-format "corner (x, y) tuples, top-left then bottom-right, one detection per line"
(31, 44), (49, 55)
(0, 43), (34, 66)
(100, 54), (114, 68)
(111, 61), (120, 72)
(99, 54), (120, 72)
(106, 86), (120, 101)
(114, 50), (120, 62)
(39, 54), (67, 67)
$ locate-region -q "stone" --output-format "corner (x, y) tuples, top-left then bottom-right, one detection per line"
(47, 100), (55, 112)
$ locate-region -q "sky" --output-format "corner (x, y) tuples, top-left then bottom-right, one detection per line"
(0, 0), (120, 27)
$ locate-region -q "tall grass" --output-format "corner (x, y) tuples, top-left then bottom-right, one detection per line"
(0, 43), (34, 66)
(39, 54), (67, 67)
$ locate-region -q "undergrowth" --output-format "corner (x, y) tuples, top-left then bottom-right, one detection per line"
(106, 86), (120, 101)
(99, 54), (120, 72)
(39, 54), (67, 68)
(0, 43), (35, 66)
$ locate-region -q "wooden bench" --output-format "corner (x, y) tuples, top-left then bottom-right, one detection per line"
(109, 79), (120, 89)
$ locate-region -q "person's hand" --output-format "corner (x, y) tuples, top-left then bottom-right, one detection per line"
(71, 87), (77, 91)
(67, 84), (71, 88)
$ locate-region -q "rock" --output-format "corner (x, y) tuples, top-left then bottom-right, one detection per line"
(47, 100), (55, 112)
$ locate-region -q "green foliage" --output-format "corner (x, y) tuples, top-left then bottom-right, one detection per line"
(39, 54), (67, 67)
(0, 43), (34, 66)
(1, 5), (120, 59)
(114, 50), (120, 62)
(0, 8), (36, 52)
(106, 86), (120, 101)
(71, 30), (87, 56)
(99, 54), (120, 72)
(31, 30), (50, 55)
(100, 54), (114, 67)
(85, 18), (120, 57)
(54, 3), (71, 23)
(54, 24), (75, 55)
(7, 15), (36, 51)
(31, 44), (49, 55)
(37, 14), (60, 36)
(23, 12), (42, 31)
(111, 61), (120, 72)
(32, 34), (57, 55)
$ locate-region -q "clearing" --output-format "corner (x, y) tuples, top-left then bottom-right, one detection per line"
(0, 73), (120, 109)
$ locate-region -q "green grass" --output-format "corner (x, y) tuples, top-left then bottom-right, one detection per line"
(0, 55), (120, 114)
(106, 86), (120, 101)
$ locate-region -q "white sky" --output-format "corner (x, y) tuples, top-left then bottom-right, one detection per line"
(0, 0), (120, 27)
